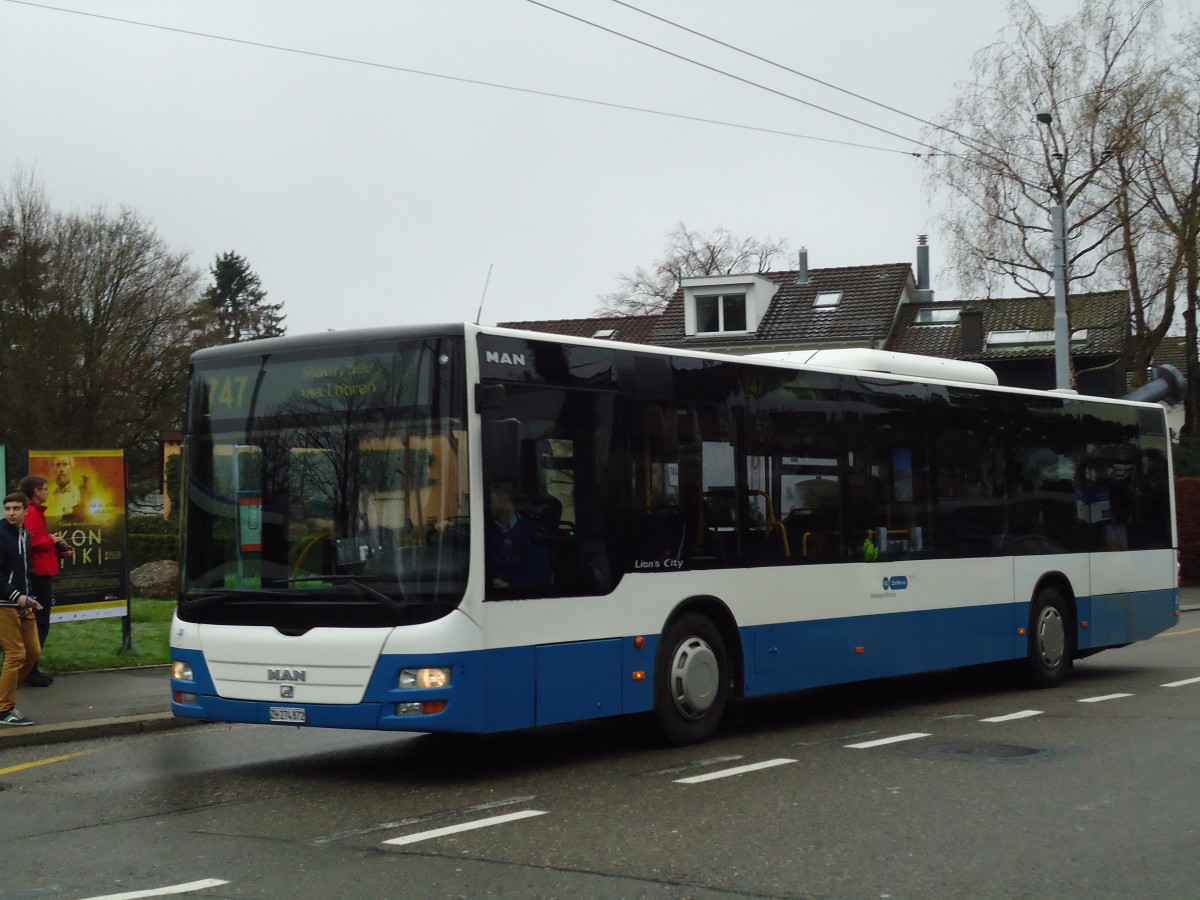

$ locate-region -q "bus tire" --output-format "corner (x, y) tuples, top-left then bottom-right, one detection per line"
(654, 612), (729, 746)
(1026, 587), (1073, 688)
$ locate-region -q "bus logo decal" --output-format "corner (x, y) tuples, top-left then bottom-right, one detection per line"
(267, 668), (307, 682)
(883, 576), (908, 591)
(485, 350), (526, 366)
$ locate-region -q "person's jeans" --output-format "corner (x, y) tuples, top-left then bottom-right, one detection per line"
(0, 607), (40, 711)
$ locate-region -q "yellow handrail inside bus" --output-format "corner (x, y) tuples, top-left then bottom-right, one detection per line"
(290, 531), (332, 581)
(747, 489), (789, 557)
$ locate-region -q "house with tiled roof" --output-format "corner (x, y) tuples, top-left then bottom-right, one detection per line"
(889, 290), (1131, 398)
(501, 239), (1142, 401)
(495, 313), (660, 346)
(503, 243), (931, 355)
(643, 254), (920, 355)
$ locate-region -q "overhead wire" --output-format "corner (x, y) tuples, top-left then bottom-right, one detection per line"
(0, 0), (921, 157)
(525, 0), (938, 155)
(603, 0), (1021, 161)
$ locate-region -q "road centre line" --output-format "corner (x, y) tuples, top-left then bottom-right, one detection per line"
(383, 810), (547, 846)
(1161, 676), (1200, 687)
(79, 879), (229, 900)
(980, 710), (1043, 723)
(844, 733), (930, 749)
(1161, 626), (1200, 636)
(1078, 693), (1134, 703)
(674, 758), (796, 784)
(0, 749), (96, 776)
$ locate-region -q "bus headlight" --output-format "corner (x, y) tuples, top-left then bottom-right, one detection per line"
(399, 667), (451, 689)
(173, 661), (194, 681)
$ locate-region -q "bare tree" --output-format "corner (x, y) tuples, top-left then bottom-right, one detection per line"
(922, 0), (1187, 386)
(596, 223), (788, 316)
(0, 175), (203, 495)
(1136, 21), (1200, 439)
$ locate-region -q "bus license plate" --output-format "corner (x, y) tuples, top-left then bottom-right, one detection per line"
(269, 706), (306, 724)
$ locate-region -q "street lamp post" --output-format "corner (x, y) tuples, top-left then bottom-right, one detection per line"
(1050, 203), (1070, 390)
(1038, 109), (1071, 391)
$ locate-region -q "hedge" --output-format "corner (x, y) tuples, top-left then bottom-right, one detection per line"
(128, 515), (180, 571)
(1176, 477), (1200, 581)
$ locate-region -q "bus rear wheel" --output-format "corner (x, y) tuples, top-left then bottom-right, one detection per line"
(1026, 587), (1073, 688)
(654, 612), (729, 746)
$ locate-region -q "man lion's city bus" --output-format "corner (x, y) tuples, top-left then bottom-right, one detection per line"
(170, 324), (1181, 745)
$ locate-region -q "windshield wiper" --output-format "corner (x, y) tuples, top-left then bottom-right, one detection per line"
(280, 575), (409, 613)
(180, 592), (227, 612)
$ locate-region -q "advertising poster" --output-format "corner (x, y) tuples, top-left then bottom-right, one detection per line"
(28, 449), (129, 622)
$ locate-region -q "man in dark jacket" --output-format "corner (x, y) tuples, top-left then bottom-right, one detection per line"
(0, 491), (40, 725)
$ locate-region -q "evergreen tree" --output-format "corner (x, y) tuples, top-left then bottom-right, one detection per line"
(202, 251), (285, 342)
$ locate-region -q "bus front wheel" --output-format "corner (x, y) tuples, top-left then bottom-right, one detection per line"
(654, 613), (729, 746)
(1026, 587), (1073, 688)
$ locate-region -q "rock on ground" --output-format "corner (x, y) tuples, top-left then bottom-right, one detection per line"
(130, 559), (180, 598)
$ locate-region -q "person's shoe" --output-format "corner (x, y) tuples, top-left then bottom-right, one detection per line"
(0, 709), (33, 726)
(24, 671), (54, 687)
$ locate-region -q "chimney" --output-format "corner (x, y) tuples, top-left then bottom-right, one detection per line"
(914, 235), (934, 302)
(795, 247), (810, 284)
(960, 308), (984, 355)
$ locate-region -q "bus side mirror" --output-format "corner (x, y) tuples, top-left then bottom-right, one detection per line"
(483, 418), (521, 484)
(475, 383), (506, 412)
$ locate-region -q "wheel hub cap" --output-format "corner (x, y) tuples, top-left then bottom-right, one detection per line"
(1037, 607), (1065, 667)
(670, 637), (718, 719)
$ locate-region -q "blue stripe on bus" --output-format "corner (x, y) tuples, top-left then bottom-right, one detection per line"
(1077, 587), (1178, 649)
(170, 586), (1177, 733)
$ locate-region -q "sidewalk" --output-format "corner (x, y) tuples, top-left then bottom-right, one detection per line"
(3, 589), (1198, 751)
(0, 665), (196, 750)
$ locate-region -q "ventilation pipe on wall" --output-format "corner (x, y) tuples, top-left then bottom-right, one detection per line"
(1124, 364), (1186, 404)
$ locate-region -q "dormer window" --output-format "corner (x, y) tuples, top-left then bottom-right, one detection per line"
(813, 291), (842, 309)
(681, 274), (777, 337)
(696, 293), (747, 333)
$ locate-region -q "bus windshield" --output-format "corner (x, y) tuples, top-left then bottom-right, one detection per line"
(179, 335), (469, 628)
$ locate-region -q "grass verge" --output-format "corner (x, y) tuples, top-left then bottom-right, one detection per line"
(38, 598), (175, 674)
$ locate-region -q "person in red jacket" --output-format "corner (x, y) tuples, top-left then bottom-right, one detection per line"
(18, 474), (73, 687)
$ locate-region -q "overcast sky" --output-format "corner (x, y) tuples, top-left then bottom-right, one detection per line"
(1, 0), (1171, 337)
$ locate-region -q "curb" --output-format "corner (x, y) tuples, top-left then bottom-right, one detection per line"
(0, 713), (198, 750)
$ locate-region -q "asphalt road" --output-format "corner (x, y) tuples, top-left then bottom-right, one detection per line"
(4, 611), (1198, 899)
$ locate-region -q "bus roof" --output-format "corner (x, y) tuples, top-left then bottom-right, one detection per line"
(748, 348), (1000, 386)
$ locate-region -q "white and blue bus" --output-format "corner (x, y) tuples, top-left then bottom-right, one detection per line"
(171, 323), (1180, 744)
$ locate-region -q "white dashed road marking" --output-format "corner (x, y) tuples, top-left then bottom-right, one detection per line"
(674, 758), (796, 784)
(1161, 676), (1200, 688)
(980, 710), (1043, 723)
(845, 732), (931, 749)
(383, 810), (547, 846)
(80, 880), (229, 900)
(1078, 693), (1133, 703)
